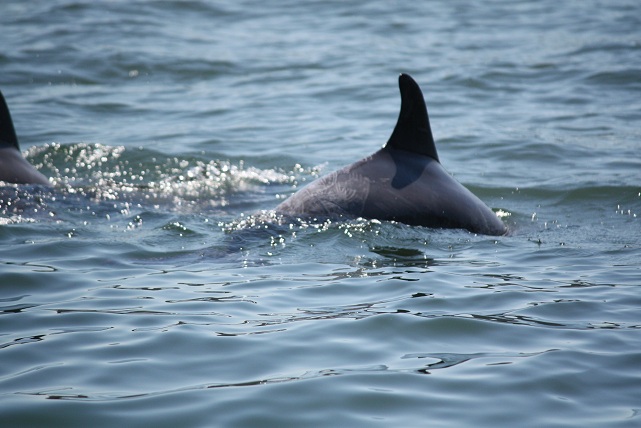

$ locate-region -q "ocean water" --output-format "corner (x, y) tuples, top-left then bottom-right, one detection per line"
(1, 0), (640, 426)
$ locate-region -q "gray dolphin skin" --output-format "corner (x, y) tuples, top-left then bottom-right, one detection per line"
(0, 91), (50, 186)
(275, 74), (507, 236)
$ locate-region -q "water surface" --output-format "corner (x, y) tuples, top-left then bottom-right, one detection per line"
(1, 1), (640, 427)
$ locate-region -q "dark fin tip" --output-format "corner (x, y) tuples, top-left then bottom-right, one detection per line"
(0, 91), (20, 151)
(385, 73), (439, 162)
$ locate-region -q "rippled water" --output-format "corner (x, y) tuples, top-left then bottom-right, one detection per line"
(1, 1), (640, 427)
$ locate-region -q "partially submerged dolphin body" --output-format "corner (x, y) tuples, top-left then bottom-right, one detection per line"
(0, 91), (50, 186)
(1, 76), (507, 235)
(276, 74), (507, 236)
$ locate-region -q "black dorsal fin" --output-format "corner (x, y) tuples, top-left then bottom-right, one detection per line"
(0, 91), (20, 151)
(384, 74), (439, 162)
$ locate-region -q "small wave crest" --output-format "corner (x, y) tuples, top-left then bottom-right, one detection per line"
(22, 143), (293, 213)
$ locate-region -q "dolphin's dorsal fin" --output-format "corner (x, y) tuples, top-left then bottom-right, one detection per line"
(0, 91), (20, 151)
(385, 74), (439, 162)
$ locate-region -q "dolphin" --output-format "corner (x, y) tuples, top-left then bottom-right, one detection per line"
(0, 91), (50, 186)
(275, 74), (507, 236)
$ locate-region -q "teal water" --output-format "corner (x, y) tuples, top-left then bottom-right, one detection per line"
(1, 1), (640, 427)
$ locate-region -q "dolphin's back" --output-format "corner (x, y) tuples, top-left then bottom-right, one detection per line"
(0, 91), (50, 185)
(277, 147), (506, 235)
(275, 74), (507, 236)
